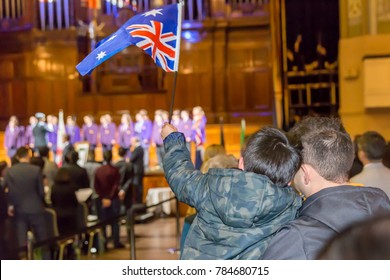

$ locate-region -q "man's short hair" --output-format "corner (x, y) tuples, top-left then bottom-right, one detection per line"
(38, 146), (50, 158)
(118, 147), (127, 157)
(16, 146), (30, 159)
(242, 126), (301, 187)
(302, 129), (354, 183)
(66, 151), (79, 164)
(103, 150), (112, 163)
(288, 116), (347, 152)
(357, 131), (387, 161)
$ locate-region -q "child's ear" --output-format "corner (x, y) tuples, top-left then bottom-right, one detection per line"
(238, 157), (244, 170)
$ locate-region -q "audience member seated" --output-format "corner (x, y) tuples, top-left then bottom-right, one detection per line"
(162, 124), (301, 259)
(318, 214), (390, 259)
(115, 147), (133, 212)
(262, 117), (390, 260)
(350, 131), (390, 198)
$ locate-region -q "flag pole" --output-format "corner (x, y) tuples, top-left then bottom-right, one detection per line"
(168, 1), (183, 124)
(168, 71), (178, 124)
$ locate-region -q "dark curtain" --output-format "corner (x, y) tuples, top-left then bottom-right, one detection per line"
(285, 0), (339, 71)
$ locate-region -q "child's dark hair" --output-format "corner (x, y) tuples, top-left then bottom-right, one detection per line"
(242, 126), (301, 187)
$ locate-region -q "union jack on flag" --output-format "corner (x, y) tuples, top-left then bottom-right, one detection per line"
(76, 3), (183, 75)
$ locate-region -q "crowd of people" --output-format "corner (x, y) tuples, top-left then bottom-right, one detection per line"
(161, 116), (390, 260)
(0, 106), (207, 259)
(2, 112), (390, 260)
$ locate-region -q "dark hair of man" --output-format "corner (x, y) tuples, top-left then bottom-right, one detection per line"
(318, 214), (390, 260)
(302, 129), (354, 183)
(288, 116), (347, 152)
(241, 126), (301, 187)
(38, 146), (50, 158)
(103, 150), (112, 163)
(16, 146), (30, 159)
(357, 131), (387, 161)
(118, 147), (127, 158)
(66, 151), (79, 164)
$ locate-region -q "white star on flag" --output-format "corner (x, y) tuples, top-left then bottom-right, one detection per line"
(107, 35), (117, 42)
(143, 9), (163, 17)
(96, 51), (107, 60)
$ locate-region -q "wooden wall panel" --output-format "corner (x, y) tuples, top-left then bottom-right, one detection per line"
(248, 70), (272, 110)
(0, 16), (275, 128)
(227, 71), (246, 111)
(10, 80), (27, 117)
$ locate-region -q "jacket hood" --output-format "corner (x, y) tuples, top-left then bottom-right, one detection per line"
(207, 168), (301, 228)
(300, 185), (390, 232)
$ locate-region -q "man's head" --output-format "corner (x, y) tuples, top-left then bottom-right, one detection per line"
(240, 126), (301, 187)
(131, 136), (141, 147)
(65, 151), (79, 165)
(294, 129), (354, 196)
(288, 116), (347, 152)
(103, 150), (112, 163)
(16, 147), (31, 162)
(118, 147), (127, 158)
(356, 131), (387, 164)
(38, 146), (50, 158)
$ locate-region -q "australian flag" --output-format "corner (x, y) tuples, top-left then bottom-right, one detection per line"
(76, 3), (183, 75)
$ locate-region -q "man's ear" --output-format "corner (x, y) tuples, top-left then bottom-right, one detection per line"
(238, 157), (244, 170)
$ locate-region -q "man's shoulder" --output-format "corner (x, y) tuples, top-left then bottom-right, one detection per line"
(9, 163), (40, 175)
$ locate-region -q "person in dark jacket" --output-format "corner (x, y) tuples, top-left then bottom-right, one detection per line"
(94, 151), (123, 248)
(262, 117), (390, 260)
(4, 147), (50, 259)
(51, 168), (80, 235)
(0, 161), (9, 259)
(63, 151), (90, 191)
(129, 137), (144, 204)
(114, 147), (133, 210)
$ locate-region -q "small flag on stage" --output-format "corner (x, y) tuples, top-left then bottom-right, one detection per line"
(56, 110), (66, 166)
(76, 3), (183, 76)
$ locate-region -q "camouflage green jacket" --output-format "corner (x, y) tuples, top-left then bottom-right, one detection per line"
(163, 132), (302, 259)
